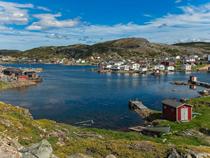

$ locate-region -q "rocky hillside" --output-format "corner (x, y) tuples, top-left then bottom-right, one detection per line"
(175, 42), (210, 52)
(0, 100), (210, 158)
(12, 38), (210, 61)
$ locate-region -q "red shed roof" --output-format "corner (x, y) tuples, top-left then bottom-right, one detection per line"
(162, 99), (192, 108)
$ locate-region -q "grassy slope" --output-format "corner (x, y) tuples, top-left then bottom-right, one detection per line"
(0, 102), (168, 158)
(0, 97), (210, 157)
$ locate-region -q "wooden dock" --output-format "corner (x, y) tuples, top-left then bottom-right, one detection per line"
(189, 76), (210, 88)
(192, 81), (210, 88)
(129, 100), (152, 118)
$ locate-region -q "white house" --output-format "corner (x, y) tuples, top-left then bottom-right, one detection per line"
(81, 60), (86, 64)
(120, 65), (130, 71)
(139, 67), (148, 73)
(131, 63), (140, 71)
(182, 64), (192, 71)
(114, 61), (124, 66)
(111, 65), (120, 71)
(185, 56), (196, 63)
(154, 64), (165, 71)
(105, 64), (112, 69)
(175, 56), (181, 60)
(166, 66), (175, 71)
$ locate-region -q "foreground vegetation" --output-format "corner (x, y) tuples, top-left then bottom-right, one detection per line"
(0, 95), (210, 157)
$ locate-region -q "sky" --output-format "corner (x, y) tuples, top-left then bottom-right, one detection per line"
(1, 0), (210, 50)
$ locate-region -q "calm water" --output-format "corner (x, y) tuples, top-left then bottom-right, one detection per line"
(0, 64), (209, 129)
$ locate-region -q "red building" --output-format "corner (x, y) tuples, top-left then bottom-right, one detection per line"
(162, 99), (192, 122)
(161, 61), (175, 67)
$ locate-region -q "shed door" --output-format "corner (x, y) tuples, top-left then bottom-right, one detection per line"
(181, 108), (188, 121)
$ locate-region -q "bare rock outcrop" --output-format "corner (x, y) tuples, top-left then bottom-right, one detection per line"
(20, 139), (56, 158)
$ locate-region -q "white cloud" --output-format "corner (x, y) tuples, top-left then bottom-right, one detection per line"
(36, 6), (51, 12)
(148, 3), (210, 27)
(143, 14), (153, 18)
(0, 1), (33, 25)
(27, 13), (80, 30)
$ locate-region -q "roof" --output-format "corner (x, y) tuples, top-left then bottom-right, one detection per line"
(3, 68), (22, 73)
(162, 99), (192, 108)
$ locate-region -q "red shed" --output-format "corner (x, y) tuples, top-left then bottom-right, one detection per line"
(162, 99), (192, 122)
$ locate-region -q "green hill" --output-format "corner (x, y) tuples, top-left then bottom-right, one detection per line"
(12, 38), (210, 62)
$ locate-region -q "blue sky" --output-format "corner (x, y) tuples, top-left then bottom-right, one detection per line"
(1, 0), (210, 50)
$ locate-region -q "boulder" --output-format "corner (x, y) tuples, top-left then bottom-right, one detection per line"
(20, 139), (55, 158)
(0, 136), (23, 158)
(167, 148), (181, 158)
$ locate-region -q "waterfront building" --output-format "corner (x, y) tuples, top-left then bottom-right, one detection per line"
(154, 64), (165, 71)
(166, 66), (175, 71)
(139, 67), (148, 73)
(111, 65), (120, 71)
(162, 99), (192, 122)
(161, 61), (175, 67)
(182, 64), (192, 71)
(130, 63), (140, 71)
(120, 65), (130, 71)
(208, 55), (210, 63)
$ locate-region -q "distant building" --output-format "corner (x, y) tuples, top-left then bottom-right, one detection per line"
(208, 55), (210, 63)
(175, 56), (181, 60)
(81, 60), (86, 64)
(161, 61), (175, 67)
(189, 76), (198, 83)
(162, 99), (192, 122)
(3, 68), (22, 77)
(139, 67), (148, 73)
(154, 64), (165, 71)
(111, 65), (120, 71)
(120, 65), (130, 71)
(182, 64), (192, 71)
(131, 63), (140, 71)
(105, 64), (112, 69)
(114, 61), (124, 66)
(185, 56), (196, 64)
(166, 66), (175, 71)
